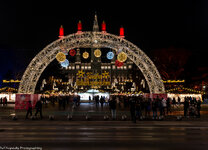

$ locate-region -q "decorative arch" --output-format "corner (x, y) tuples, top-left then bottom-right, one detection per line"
(18, 32), (165, 94)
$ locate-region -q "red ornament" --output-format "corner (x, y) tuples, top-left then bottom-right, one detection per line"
(115, 60), (123, 67)
(69, 49), (76, 56)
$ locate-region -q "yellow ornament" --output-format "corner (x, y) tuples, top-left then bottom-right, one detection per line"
(56, 52), (66, 62)
(117, 52), (127, 62)
(94, 49), (102, 57)
(83, 51), (89, 59)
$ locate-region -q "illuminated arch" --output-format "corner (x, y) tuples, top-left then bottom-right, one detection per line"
(18, 32), (165, 94)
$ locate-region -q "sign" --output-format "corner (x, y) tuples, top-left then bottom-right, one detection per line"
(15, 94), (40, 110)
(76, 70), (111, 86)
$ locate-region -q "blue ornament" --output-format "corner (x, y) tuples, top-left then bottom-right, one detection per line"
(60, 59), (69, 68)
(107, 51), (114, 60)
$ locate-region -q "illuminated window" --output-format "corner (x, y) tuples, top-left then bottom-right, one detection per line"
(76, 65), (80, 69)
(129, 65), (132, 69)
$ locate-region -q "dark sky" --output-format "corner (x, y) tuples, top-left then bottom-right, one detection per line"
(0, 0), (208, 80)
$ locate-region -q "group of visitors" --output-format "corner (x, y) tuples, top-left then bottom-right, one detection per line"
(24, 94), (202, 121)
(0, 97), (8, 106)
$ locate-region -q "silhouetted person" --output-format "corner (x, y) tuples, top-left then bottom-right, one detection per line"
(196, 100), (201, 118)
(184, 99), (189, 117)
(35, 100), (43, 119)
(95, 96), (99, 109)
(25, 100), (32, 119)
(100, 96), (105, 109)
(129, 97), (136, 123)
(152, 99), (158, 119)
(109, 97), (116, 120)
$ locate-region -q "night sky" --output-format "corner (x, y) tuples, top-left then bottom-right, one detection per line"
(1, 0), (208, 81)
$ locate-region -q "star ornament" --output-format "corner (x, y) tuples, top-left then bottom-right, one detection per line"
(76, 70), (85, 78)
(102, 71), (110, 79)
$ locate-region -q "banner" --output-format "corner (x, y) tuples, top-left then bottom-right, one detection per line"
(15, 94), (41, 110)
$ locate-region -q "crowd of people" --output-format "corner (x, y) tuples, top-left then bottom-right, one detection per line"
(24, 94), (202, 121)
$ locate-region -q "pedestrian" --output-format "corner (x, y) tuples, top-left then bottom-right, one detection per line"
(109, 96), (116, 120)
(129, 96), (136, 123)
(162, 98), (167, 116)
(184, 98), (189, 117)
(178, 96), (181, 105)
(25, 100), (32, 119)
(136, 98), (142, 119)
(100, 96), (104, 109)
(35, 100), (43, 119)
(0, 97), (2, 105)
(152, 99), (157, 119)
(95, 95), (99, 109)
(196, 99), (201, 118)
(5, 97), (7, 106)
(89, 96), (91, 103)
(166, 97), (171, 114)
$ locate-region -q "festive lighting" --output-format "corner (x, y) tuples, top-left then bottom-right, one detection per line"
(120, 26), (125, 38)
(19, 31), (165, 94)
(69, 49), (76, 56)
(77, 20), (82, 32)
(60, 59), (69, 68)
(83, 51), (89, 59)
(117, 52), (127, 62)
(101, 21), (106, 32)
(59, 25), (64, 39)
(107, 51), (114, 60)
(115, 60), (123, 67)
(94, 49), (102, 57)
(56, 52), (66, 62)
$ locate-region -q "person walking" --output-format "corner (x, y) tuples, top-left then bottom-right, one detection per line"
(35, 100), (43, 119)
(129, 96), (136, 123)
(162, 98), (167, 116)
(95, 96), (99, 109)
(184, 98), (189, 117)
(196, 99), (201, 118)
(109, 97), (117, 120)
(25, 100), (32, 119)
(152, 99), (157, 119)
(100, 96), (105, 109)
